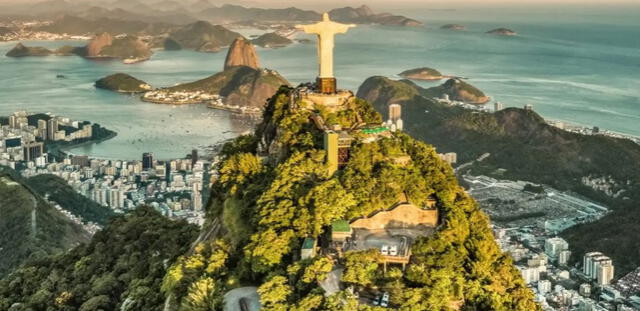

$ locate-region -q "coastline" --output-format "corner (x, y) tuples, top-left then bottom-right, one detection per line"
(139, 95), (263, 115)
(56, 131), (118, 158)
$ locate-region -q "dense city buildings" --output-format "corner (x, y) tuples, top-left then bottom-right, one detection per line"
(1, 110), (210, 229)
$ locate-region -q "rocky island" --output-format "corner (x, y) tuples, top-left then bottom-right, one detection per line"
(251, 32), (293, 48)
(5, 33), (152, 63)
(487, 28), (518, 36)
(5, 43), (80, 57)
(399, 67), (448, 81)
(84, 32), (152, 63)
(129, 37), (288, 113)
(94, 73), (152, 93)
(441, 24), (466, 31)
(360, 76), (489, 105)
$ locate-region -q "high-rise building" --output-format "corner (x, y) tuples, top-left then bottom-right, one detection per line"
(494, 102), (504, 112)
(519, 266), (540, 284)
(37, 119), (47, 139)
(71, 155), (90, 167)
(389, 104), (401, 122)
(23, 142), (44, 162)
(47, 118), (58, 141)
(191, 149), (198, 166)
(597, 262), (614, 286)
(142, 152), (154, 170)
(583, 252), (614, 283)
(584, 252), (603, 277)
(538, 280), (552, 295)
(545, 237), (569, 260)
(386, 103), (403, 132)
(558, 250), (571, 266)
(579, 283), (591, 297)
(9, 111), (28, 129)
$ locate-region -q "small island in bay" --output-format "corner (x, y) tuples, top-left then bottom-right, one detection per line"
(104, 37), (288, 114)
(441, 24), (466, 31)
(5, 43), (80, 57)
(399, 67), (449, 81)
(486, 28), (517, 36)
(251, 32), (293, 48)
(5, 33), (152, 63)
(95, 73), (152, 93)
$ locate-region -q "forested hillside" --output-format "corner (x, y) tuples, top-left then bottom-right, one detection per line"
(357, 76), (640, 275)
(0, 207), (198, 310)
(160, 86), (538, 310)
(0, 169), (89, 278)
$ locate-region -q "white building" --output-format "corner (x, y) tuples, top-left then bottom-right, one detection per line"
(545, 237), (569, 260)
(519, 266), (540, 284)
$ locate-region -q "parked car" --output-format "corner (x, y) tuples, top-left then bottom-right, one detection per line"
(372, 293), (381, 306)
(381, 292), (390, 307)
(389, 245), (398, 256)
(381, 245), (389, 255)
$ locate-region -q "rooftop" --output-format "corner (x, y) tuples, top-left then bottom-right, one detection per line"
(302, 237), (316, 249)
(332, 220), (351, 233)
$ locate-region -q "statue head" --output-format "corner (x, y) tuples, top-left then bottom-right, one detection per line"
(322, 12), (330, 21)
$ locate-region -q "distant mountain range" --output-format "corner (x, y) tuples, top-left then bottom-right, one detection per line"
(1, 1), (422, 28)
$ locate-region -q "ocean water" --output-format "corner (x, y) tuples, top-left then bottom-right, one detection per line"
(0, 6), (638, 159)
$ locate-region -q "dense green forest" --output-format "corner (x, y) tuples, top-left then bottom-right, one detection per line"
(0, 168), (89, 278)
(0, 206), (198, 310)
(161, 87), (538, 310)
(0, 87), (538, 310)
(26, 174), (115, 225)
(357, 76), (640, 275)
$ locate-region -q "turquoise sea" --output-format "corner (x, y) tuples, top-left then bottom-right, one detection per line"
(0, 5), (638, 160)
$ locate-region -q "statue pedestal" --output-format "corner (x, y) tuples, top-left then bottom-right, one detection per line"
(317, 77), (337, 94)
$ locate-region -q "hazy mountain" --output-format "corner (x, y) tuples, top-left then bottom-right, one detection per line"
(164, 20), (241, 52)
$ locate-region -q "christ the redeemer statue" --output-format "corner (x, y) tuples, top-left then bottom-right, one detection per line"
(296, 13), (355, 94)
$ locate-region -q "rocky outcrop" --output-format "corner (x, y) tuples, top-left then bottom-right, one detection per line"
(487, 28), (517, 36)
(163, 66), (289, 109)
(85, 32), (114, 57)
(5, 43), (53, 57)
(438, 79), (491, 105)
(84, 34), (152, 62)
(251, 32), (292, 48)
(441, 24), (465, 31)
(95, 73), (152, 93)
(358, 76), (489, 106)
(399, 67), (446, 81)
(224, 37), (260, 70)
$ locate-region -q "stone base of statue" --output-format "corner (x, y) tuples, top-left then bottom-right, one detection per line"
(316, 77), (337, 94)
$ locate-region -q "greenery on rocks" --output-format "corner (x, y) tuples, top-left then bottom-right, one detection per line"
(162, 87), (538, 310)
(357, 75), (640, 275)
(95, 73), (152, 93)
(0, 206), (199, 310)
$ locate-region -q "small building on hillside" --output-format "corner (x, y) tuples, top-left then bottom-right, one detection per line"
(331, 220), (352, 243)
(301, 237), (317, 260)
